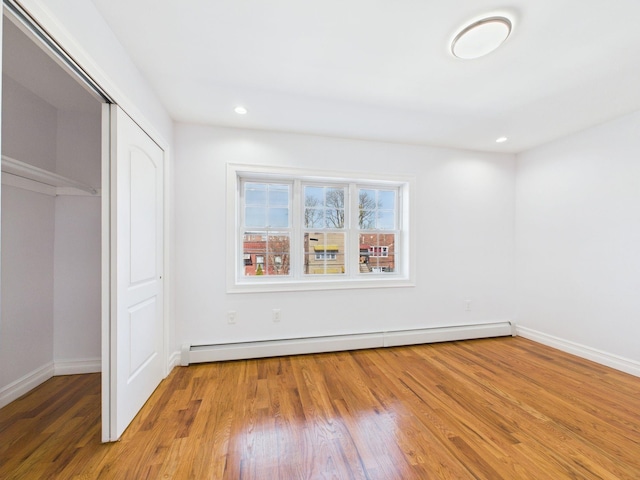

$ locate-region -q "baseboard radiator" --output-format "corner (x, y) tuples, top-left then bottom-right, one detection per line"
(182, 321), (515, 366)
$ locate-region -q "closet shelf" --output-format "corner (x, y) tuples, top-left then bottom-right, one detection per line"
(1, 155), (98, 195)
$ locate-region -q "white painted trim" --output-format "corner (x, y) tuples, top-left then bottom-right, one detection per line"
(163, 147), (173, 380)
(181, 344), (190, 366)
(100, 103), (112, 443)
(54, 358), (101, 376)
(0, 362), (54, 409)
(517, 326), (640, 378)
(185, 322), (513, 364)
(168, 350), (182, 371)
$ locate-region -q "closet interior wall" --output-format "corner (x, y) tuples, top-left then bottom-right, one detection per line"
(0, 16), (102, 403)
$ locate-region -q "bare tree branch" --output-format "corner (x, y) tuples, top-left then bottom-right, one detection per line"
(325, 189), (344, 228)
(359, 191), (378, 229)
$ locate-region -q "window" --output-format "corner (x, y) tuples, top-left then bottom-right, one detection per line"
(228, 164), (414, 292)
(304, 184), (346, 275)
(358, 187), (396, 274)
(242, 182), (291, 277)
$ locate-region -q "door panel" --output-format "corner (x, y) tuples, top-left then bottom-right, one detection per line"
(130, 149), (158, 284)
(110, 105), (164, 440)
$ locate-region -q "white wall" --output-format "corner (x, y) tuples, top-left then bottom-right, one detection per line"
(53, 109), (101, 366)
(1, 75), (56, 170)
(175, 124), (516, 347)
(0, 185), (55, 387)
(516, 110), (640, 370)
(1, 76), (57, 389)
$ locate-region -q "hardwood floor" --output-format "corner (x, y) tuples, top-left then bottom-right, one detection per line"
(1, 337), (639, 479)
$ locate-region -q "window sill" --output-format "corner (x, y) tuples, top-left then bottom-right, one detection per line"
(227, 276), (415, 294)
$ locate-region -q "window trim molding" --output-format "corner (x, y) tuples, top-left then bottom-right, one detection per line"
(226, 163), (416, 293)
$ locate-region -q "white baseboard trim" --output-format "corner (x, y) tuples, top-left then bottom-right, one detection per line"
(185, 321), (513, 365)
(517, 326), (640, 378)
(54, 358), (101, 376)
(0, 358), (103, 410)
(167, 350), (182, 372)
(0, 362), (55, 409)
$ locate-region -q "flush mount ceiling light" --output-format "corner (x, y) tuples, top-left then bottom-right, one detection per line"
(451, 16), (512, 59)
(496, 136), (508, 143)
(234, 106), (248, 115)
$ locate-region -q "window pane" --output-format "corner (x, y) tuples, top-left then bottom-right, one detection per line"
(359, 188), (397, 230)
(304, 232), (345, 275)
(305, 185), (345, 229)
(245, 207), (267, 227)
(243, 233), (290, 276)
(304, 207), (323, 228)
(359, 233), (396, 273)
(267, 234), (290, 275)
(358, 189), (376, 229)
(377, 210), (395, 230)
(305, 186), (324, 205)
(268, 207), (289, 228)
(326, 187), (344, 208)
(324, 208), (344, 228)
(325, 186), (345, 228)
(378, 190), (395, 209)
(244, 182), (290, 228)
(243, 233), (266, 276)
(268, 184), (289, 206)
(245, 183), (267, 205)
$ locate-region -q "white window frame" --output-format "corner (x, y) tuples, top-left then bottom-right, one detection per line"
(226, 163), (416, 293)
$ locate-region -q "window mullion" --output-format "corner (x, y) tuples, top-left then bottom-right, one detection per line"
(291, 179), (302, 280)
(348, 183), (359, 278)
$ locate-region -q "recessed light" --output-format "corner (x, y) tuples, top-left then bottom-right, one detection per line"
(496, 136), (508, 143)
(451, 16), (512, 59)
(234, 106), (248, 115)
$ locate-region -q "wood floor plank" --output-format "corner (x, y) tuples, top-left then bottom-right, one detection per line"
(440, 342), (640, 478)
(1, 337), (640, 479)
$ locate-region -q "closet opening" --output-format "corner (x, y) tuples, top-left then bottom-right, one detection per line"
(0, 11), (104, 413)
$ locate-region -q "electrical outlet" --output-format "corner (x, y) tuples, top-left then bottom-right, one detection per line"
(227, 311), (237, 324)
(465, 300), (471, 311)
(272, 308), (281, 323)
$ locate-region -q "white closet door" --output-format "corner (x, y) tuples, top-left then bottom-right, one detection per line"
(109, 105), (164, 440)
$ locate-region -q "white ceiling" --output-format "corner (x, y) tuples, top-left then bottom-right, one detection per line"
(89, 0), (640, 153)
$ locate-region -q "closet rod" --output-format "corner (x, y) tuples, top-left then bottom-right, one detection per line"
(1, 155), (98, 195)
